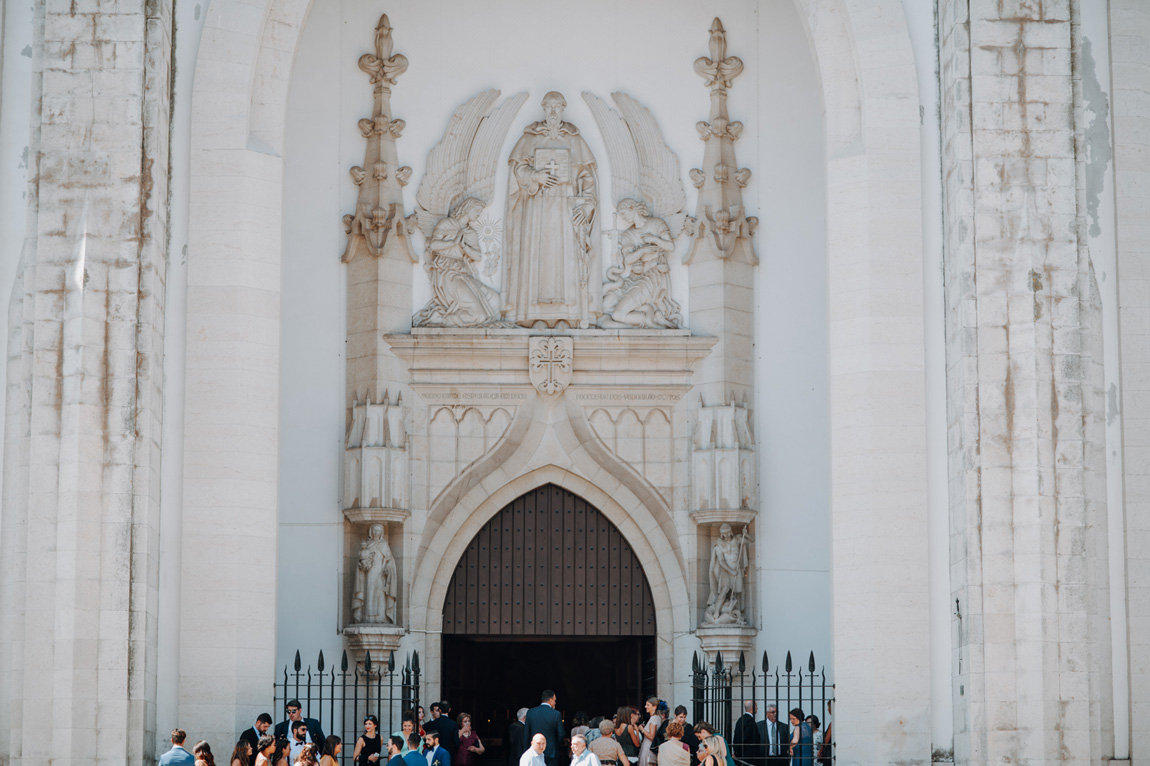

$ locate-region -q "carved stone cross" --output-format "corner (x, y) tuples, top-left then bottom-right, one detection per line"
(529, 337), (573, 395)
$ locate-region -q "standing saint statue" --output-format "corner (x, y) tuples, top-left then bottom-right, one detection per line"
(502, 91), (599, 328)
(704, 523), (751, 625)
(352, 523), (398, 624)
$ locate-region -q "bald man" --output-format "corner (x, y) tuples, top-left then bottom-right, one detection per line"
(520, 733), (546, 766)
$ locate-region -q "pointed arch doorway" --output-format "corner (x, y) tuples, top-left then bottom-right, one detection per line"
(441, 484), (656, 760)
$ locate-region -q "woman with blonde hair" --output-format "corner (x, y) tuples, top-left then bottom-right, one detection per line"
(637, 698), (662, 766)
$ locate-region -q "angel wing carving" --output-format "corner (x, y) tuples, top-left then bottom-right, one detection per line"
(414, 90), (528, 237)
(582, 91), (687, 237)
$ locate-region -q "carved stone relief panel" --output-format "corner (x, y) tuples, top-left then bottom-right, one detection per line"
(427, 405), (515, 502)
(587, 406), (674, 502)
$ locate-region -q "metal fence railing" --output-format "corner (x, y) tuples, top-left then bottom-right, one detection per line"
(274, 649), (421, 765)
(691, 650), (833, 766)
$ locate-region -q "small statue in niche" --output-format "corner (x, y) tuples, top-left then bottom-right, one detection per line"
(413, 198), (503, 327)
(703, 523), (752, 626)
(601, 199), (682, 328)
(352, 523), (398, 624)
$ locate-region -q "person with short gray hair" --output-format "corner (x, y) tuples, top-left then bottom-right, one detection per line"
(589, 720), (626, 766)
(570, 734), (601, 766)
(758, 705), (789, 766)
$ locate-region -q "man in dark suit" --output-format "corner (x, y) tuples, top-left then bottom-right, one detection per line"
(524, 689), (565, 766)
(506, 707), (528, 766)
(435, 700), (461, 756)
(756, 705), (789, 766)
(273, 699), (326, 746)
(733, 701), (760, 764)
(239, 713), (273, 755)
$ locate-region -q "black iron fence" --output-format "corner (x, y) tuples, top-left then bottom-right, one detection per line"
(274, 649), (421, 766)
(691, 650), (833, 765)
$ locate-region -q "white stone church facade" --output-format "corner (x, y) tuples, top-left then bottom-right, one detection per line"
(0, 1), (1147, 764)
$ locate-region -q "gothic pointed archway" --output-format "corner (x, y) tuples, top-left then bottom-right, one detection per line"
(441, 484), (657, 756)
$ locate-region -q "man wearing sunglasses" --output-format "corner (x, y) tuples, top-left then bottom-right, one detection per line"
(273, 699), (326, 746)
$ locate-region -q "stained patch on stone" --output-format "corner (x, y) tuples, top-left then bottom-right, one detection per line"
(1081, 37), (1112, 239)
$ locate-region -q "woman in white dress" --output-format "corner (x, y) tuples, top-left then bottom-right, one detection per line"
(637, 698), (663, 766)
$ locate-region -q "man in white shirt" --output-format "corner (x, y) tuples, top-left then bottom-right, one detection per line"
(289, 720), (310, 763)
(520, 733), (547, 766)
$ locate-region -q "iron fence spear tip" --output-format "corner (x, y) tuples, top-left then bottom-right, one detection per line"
(294, 650), (302, 672)
(341, 650), (349, 672)
(365, 651), (373, 674)
(738, 652), (745, 673)
(761, 651), (768, 673)
(389, 651), (396, 672)
(318, 650), (325, 672)
(785, 652), (792, 673)
(808, 652), (815, 673)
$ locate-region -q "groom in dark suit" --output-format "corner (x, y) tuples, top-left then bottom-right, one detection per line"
(524, 689), (565, 766)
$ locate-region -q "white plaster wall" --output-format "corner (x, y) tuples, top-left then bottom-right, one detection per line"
(753, 0), (833, 676)
(279, 0), (833, 686)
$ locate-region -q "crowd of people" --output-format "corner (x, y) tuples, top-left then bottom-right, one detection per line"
(505, 691), (831, 766)
(157, 693), (831, 766)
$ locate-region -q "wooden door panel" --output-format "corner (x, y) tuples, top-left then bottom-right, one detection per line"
(443, 484), (655, 636)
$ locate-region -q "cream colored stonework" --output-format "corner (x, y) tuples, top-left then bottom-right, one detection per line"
(2, 1), (1147, 765)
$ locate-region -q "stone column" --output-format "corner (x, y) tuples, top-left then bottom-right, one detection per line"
(0, 0), (174, 763)
(1110, 1), (1150, 760)
(341, 14), (414, 664)
(683, 18), (759, 665)
(938, 2), (1112, 763)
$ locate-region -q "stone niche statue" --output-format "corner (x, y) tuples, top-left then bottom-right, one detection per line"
(582, 91), (688, 329)
(352, 523), (398, 624)
(503, 91), (600, 328)
(703, 523), (752, 626)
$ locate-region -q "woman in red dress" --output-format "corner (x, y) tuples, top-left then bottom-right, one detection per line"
(455, 713), (486, 766)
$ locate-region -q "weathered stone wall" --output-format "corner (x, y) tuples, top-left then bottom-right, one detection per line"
(938, 0), (1113, 762)
(0, 0), (174, 763)
(1110, 1), (1150, 761)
